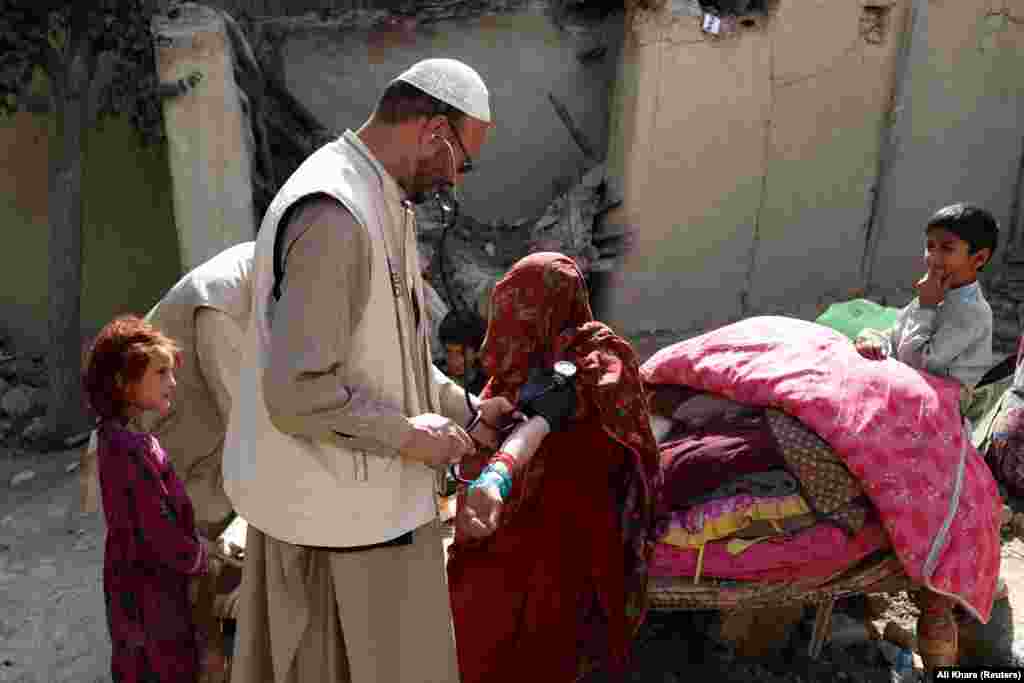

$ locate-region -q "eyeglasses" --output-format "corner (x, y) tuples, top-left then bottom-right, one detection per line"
(446, 117), (474, 174)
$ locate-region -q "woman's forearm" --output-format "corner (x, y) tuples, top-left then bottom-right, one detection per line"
(492, 415), (550, 477)
(469, 416), (551, 501)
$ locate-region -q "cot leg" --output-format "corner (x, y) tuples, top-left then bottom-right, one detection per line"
(808, 599), (835, 659)
(916, 589), (958, 670)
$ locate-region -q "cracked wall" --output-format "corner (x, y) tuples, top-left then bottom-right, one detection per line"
(605, 2), (773, 334)
(867, 0), (1024, 303)
(603, 0), (1024, 340)
(749, 0), (906, 317)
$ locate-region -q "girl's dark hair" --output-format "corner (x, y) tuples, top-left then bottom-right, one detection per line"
(373, 80), (467, 128)
(82, 315), (180, 422)
(927, 203), (1000, 269)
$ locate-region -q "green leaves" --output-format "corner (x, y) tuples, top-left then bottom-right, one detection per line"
(0, 0), (162, 141)
(0, 2), (47, 111)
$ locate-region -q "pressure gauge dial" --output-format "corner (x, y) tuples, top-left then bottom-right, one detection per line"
(553, 361), (577, 383)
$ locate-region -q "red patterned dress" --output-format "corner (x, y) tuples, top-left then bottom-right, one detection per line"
(98, 421), (209, 683)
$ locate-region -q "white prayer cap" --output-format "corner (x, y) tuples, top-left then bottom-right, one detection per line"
(392, 58), (491, 124)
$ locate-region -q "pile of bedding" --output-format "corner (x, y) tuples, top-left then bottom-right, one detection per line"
(648, 390), (887, 584)
(641, 316), (1001, 622)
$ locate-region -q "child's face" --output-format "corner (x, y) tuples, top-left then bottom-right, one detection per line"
(924, 226), (991, 289)
(125, 350), (177, 416)
(446, 344), (478, 378)
(446, 344), (466, 377)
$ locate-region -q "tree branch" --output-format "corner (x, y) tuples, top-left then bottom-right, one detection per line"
(43, 43), (65, 115)
(67, 2), (90, 45)
(65, 1), (92, 99)
(82, 35), (100, 126)
(548, 92), (597, 162)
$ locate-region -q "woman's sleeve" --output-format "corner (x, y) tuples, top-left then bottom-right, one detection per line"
(127, 438), (208, 576)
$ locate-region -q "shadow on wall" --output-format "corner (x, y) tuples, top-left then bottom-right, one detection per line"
(0, 111), (182, 353)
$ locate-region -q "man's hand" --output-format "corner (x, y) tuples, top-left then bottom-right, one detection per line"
(914, 268), (951, 308)
(470, 396), (519, 448)
(459, 483), (504, 539)
(855, 338), (885, 360)
(399, 413), (474, 467)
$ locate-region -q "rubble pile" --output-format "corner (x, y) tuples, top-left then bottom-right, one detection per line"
(0, 343), (51, 447)
(983, 263), (1024, 356)
(526, 165), (608, 271)
(417, 163), (629, 333)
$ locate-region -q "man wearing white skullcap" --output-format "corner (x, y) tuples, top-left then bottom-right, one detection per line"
(226, 58), (514, 683)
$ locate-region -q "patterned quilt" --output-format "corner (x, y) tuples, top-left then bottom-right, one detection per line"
(640, 316), (1001, 622)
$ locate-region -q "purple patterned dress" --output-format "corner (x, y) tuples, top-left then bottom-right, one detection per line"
(98, 421), (208, 683)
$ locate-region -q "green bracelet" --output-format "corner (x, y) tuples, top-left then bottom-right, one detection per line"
(469, 466), (511, 500)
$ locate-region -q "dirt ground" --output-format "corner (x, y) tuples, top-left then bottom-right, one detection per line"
(0, 446), (109, 683)
(1, 445), (1022, 682)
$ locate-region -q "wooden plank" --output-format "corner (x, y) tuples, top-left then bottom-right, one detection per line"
(808, 599), (835, 659)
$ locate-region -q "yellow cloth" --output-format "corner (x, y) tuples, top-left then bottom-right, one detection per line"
(726, 535), (778, 555)
(662, 495), (810, 549)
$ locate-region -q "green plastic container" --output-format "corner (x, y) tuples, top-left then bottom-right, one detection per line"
(815, 299), (901, 341)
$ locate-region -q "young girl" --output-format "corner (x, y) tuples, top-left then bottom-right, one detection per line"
(82, 315), (211, 683)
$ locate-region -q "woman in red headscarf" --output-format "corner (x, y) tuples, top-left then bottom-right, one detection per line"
(447, 252), (661, 682)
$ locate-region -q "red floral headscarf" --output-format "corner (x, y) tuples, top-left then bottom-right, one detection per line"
(480, 252), (594, 395)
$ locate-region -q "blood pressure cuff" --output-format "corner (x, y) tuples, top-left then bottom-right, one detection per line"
(518, 366), (577, 432)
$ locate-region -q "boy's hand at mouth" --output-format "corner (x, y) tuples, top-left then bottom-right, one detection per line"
(855, 339), (885, 360)
(915, 268), (951, 308)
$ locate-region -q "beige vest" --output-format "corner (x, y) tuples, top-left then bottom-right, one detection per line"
(139, 242), (253, 526)
(223, 131), (441, 547)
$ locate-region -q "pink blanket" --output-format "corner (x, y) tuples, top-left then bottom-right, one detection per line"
(641, 316), (1000, 622)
